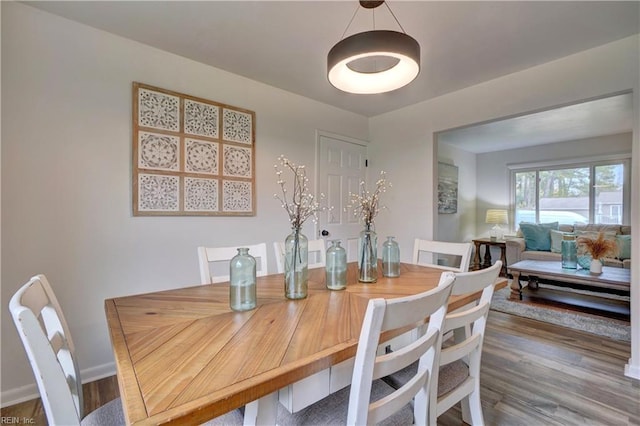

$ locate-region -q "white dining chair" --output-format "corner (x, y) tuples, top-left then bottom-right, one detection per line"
(413, 238), (473, 272)
(198, 243), (269, 284)
(276, 271), (456, 425)
(273, 239), (326, 274)
(11, 274), (245, 426)
(383, 261), (502, 425)
(9, 274), (125, 425)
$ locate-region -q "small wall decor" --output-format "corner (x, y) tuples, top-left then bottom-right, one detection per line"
(133, 82), (256, 216)
(438, 162), (458, 214)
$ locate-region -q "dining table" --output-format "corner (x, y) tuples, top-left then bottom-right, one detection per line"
(105, 261), (507, 425)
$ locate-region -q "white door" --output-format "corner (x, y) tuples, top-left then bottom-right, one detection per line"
(316, 132), (367, 262)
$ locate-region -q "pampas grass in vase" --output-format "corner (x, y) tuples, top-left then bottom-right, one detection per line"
(576, 232), (618, 274)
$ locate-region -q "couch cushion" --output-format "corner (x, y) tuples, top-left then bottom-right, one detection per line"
(621, 225), (631, 236)
(558, 224), (575, 233)
(616, 235), (631, 260)
(602, 257), (624, 268)
(522, 250), (562, 262)
(575, 230), (617, 240)
(550, 229), (571, 253)
(574, 224), (622, 235)
(575, 230), (618, 261)
(519, 222), (559, 251)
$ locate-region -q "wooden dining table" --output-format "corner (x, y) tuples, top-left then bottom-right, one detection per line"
(105, 262), (506, 425)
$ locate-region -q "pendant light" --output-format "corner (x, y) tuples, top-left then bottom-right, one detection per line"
(327, 0), (420, 94)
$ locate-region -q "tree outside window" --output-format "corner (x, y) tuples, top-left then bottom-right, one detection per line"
(513, 162), (626, 227)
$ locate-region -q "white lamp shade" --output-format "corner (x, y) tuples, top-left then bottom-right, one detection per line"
(485, 209), (509, 225)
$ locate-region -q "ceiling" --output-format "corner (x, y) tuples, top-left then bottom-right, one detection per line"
(438, 92), (634, 153)
(26, 1), (639, 119)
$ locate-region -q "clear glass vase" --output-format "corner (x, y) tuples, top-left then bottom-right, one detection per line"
(382, 236), (400, 277)
(358, 225), (377, 283)
(577, 253), (592, 270)
(326, 239), (347, 290)
(561, 235), (577, 269)
(229, 247), (257, 311)
(284, 228), (308, 299)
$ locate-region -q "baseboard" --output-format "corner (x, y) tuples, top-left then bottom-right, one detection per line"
(0, 383), (39, 408)
(1, 362), (116, 408)
(80, 361), (117, 384)
(625, 360), (640, 380)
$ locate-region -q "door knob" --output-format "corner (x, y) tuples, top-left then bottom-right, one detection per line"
(321, 230), (329, 236)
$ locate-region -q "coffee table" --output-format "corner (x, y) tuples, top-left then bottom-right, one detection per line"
(509, 260), (631, 301)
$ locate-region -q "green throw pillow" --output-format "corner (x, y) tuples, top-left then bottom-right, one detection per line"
(519, 222), (559, 251)
(616, 235), (631, 260)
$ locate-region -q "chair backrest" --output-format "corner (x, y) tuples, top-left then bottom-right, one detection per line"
(346, 272), (456, 425)
(10, 274), (84, 425)
(198, 243), (269, 284)
(432, 260), (502, 422)
(413, 238), (473, 272)
(273, 239), (326, 274)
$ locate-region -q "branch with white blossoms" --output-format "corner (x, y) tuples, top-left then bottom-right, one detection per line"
(347, 171), (391, 228)
(274, 156), (329, 229)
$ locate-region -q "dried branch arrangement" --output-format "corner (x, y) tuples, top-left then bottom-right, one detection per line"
(347, 171), (391, 228)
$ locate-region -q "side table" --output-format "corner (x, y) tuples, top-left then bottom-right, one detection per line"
(472, 238), (507, 277)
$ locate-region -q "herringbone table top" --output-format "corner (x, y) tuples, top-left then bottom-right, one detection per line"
(105, 262), (504, 425)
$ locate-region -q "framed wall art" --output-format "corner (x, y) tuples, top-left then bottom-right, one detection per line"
(437, 162), (458, 214)
(132, 82), (256, 216)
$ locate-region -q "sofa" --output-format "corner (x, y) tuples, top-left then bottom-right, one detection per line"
(506, 223), (631, 269)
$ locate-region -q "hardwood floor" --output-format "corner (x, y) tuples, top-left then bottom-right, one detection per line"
(2, 311), (638, 425)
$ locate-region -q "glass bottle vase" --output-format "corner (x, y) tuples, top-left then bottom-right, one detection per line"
(561, 235), (577, 269)
(577, 253), (592, 270)
(229, 247), (257, 311)
(326, 239), (347, 290)
(284, 228), (308, 299)
(382, 236), (400, 277)
(358, 226), (377, 283)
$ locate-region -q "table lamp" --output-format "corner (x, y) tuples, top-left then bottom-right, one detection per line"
(486, 209), (508, 241)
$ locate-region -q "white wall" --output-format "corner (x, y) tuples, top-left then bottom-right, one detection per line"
(370, 36), (639, 260)
(1, 2), (369, 403)
(3, 2), (640, 404)
(436, 144), (477, 245)
(369, 35), (639, 377)
(476, 132), (633, 236)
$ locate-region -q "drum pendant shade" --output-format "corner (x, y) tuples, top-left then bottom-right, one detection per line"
(327, 1), (420, 94)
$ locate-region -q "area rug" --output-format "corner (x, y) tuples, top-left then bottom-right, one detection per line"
(490, 285), (631, 342)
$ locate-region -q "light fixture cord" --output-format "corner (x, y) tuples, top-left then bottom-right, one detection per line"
(339, 1), (407, 40)
(372, 5), (376, 30)
(339, 3), (361, 40)
(384, 1), (407, 33)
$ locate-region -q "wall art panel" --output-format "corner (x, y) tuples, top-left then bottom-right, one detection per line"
(133, 82), (255, 216)
(222, 180), (253, 213)
(438, 162), (458, 214)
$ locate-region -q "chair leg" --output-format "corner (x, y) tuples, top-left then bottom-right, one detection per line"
(461, 389), (484, 425)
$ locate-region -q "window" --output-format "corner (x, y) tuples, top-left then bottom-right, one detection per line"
(512, 158), (629, 227)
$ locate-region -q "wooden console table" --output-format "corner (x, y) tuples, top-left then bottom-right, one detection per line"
(472, 238), (507, 277)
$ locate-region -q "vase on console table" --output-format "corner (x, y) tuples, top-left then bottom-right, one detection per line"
(577, 254), (592, 270)
(589, 258), (603, 275)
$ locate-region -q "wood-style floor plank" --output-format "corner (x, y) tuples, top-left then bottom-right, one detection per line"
(3, 311), (637, 425)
